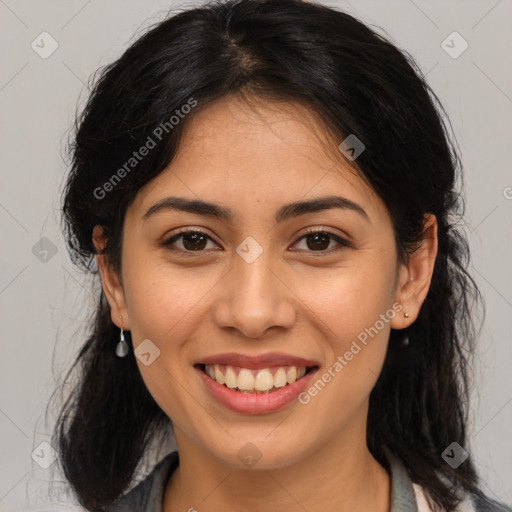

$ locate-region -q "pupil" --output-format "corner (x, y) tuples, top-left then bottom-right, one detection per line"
(183, 233), (206, 250)
(307, 233), (329, 250)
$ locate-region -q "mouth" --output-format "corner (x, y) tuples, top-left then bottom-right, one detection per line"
(195, 363), (319, 394)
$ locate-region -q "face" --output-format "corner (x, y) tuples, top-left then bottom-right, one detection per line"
(96, 94), (436, 470)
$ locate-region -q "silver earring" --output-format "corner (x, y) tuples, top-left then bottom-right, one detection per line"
(116, 326), (130, 357)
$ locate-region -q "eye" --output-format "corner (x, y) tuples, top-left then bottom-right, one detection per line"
(161, 228), (351, 255)
(292, 228), (351, 253)
(161, 229), (220, 252)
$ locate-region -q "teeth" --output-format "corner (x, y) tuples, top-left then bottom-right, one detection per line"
(225, 367), (238, 388)
(204, 363), (309, 392)
(286, 366), (297, 384)
(214, 365), (225, 385)
(237, 369), (255, 390)
(273, 368), (287, 388)
(255, 369), (274, 391)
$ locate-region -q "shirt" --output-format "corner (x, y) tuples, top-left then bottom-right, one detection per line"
(105, 450), (510, 511)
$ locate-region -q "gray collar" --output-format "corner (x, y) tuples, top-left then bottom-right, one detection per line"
(387, 452), (419, 511)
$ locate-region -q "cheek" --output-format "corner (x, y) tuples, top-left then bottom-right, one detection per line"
(301, 253), (397, 340)
(297, 252), (397, 398)
(119, 254), (222, 428)
(122, 250), (220, 344)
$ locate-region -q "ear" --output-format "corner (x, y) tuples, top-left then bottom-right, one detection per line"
(390, 214), (438, 330)
(92, 225), (130, 330)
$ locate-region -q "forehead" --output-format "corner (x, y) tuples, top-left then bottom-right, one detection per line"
(130, 94), (388, 222)
(175, 94), (348, 176)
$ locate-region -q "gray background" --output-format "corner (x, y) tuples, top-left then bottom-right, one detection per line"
(0, 0), (511, 510)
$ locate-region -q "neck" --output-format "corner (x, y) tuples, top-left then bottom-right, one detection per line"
(163, 425), (390, 512)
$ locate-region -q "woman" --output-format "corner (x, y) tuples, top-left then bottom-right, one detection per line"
(51, 0), (510, 510)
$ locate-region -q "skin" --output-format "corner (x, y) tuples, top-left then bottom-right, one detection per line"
(94, 94), (438, 512)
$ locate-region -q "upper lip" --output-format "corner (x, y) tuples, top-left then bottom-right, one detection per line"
(195, 352), (319, 369)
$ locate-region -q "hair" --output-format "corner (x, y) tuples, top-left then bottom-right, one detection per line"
(50, 0), (498, 510)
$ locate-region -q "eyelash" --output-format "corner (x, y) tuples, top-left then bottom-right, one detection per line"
(161, 227), (351, 256)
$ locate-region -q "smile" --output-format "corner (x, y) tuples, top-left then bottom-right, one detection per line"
(194, 359), (320, 414)
(199, 363), (315, 393)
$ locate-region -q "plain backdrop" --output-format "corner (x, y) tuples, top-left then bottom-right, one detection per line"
(0, 1), (511, 510)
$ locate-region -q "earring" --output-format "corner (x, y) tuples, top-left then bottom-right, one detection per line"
(115, 322), (130, 358)
(404, 312), (410, 318)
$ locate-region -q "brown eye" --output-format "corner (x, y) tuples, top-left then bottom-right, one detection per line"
(305, 232), (331, 250)
(180, 232), (208, 250)
(293, 229), (351, 253)
(162, 230), (219, 252)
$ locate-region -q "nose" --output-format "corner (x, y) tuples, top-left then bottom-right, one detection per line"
(212, 251), (296, 339)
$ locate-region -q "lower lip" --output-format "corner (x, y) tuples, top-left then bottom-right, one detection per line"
(196, 366), (319, 414)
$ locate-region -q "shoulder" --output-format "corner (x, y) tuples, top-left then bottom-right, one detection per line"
(413, 483), (511, 512)
(470, 494), (511, 512)
(104, 451), (179, 512)
(386, 450), (510, 512)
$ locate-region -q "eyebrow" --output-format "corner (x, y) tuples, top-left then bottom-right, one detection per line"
(142, 195), (369, 223)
